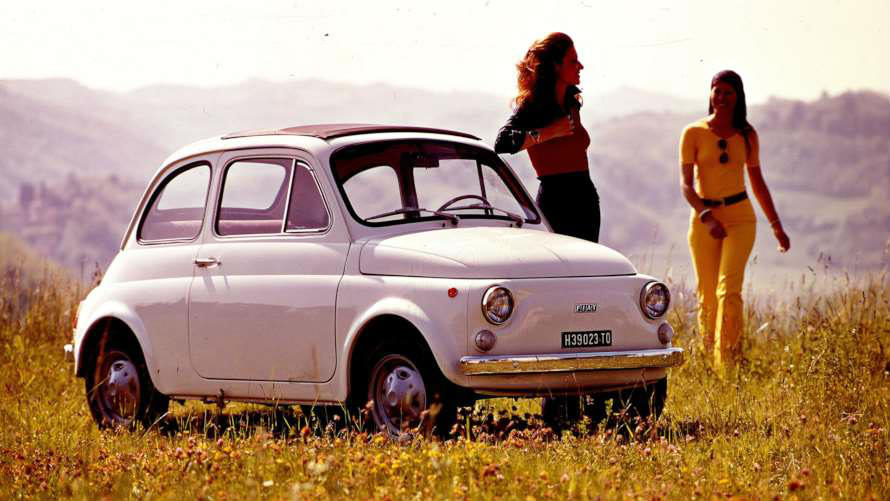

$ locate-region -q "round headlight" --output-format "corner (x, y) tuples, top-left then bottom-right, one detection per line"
(640, 282), (671, 319)
(482, 286), (514, 325)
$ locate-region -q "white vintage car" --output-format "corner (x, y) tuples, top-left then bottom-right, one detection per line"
(66, 124), (683, 436)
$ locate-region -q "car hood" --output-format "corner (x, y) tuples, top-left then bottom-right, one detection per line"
(359, 227), (636, 278)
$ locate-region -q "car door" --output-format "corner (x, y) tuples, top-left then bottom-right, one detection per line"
(128, 159), (214, 388)
(188, 151), (347, 383)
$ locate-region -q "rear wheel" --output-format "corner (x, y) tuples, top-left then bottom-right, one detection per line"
(85, 340), (168, 429)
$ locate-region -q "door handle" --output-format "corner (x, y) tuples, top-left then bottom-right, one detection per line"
(194, 257), (221, 268)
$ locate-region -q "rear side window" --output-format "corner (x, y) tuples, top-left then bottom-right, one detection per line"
(139, 164), (211, 242)
(217, 158), (293, 236)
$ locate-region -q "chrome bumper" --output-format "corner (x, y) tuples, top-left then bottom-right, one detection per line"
(459, 347), (684, 375)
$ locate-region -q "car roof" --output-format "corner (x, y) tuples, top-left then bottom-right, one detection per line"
(221, 123), (480, 141)
(159, 124), (487, 173)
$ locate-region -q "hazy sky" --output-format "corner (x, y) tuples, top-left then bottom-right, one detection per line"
(3, 0), (887, 102)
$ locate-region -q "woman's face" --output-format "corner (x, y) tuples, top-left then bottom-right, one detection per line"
(555, 45), (583, 86)
(710, 80), (737, 114)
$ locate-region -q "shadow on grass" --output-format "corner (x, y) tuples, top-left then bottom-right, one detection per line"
(144, 401), (752, 445)
(153, 405), (337, 440)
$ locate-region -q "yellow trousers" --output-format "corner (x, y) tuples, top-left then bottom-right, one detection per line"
(688, 199), (756, 370)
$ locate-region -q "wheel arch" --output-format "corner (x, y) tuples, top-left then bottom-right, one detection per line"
(76, 313), (153, 381)
(345, 314), (437, 402)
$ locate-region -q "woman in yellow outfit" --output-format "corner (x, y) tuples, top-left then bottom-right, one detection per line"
(680, 70), (790, 371)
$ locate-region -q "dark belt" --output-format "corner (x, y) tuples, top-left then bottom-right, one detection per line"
(702, 191), (748, 208)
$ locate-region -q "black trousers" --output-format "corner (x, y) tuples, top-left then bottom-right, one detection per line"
(536, 171), (600, 243)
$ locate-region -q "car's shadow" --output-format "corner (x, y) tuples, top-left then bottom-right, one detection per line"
(148, 403), (729, 444)
(154, 405), (319, 439)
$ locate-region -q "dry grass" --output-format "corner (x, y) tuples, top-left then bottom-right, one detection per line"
(0, 263), (887, 500)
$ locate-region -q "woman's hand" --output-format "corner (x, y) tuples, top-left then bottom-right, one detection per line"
(773, 225), (790, 252)
(702, 212), (727, 239)
(542, 115), (574, 141)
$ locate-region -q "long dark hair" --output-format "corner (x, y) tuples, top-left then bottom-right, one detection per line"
(514, 32), (580, 112)
(709, 70), (755, 151)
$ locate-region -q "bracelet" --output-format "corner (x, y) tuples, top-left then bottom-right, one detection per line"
(528, 129), (541, 144)
(698, 208), (712, 222)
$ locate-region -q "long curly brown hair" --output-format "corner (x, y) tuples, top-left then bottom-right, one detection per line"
(514, 32), (578, 111)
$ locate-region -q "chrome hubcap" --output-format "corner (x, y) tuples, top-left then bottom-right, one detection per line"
(101, 356), (140, 423)
(370, 356), (427, 435)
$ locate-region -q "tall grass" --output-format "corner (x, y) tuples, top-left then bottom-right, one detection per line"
(0, 263), (887, 500)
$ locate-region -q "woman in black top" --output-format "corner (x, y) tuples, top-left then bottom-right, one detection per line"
(495, 33), (600, 429)
(494, 32), (599, 242)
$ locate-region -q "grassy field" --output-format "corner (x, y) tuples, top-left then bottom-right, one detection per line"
(0, 263), (887, 500)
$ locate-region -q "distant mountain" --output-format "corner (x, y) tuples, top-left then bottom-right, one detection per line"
(0, 78), (886, 288)
(0, 80), (166, 201)
(586, 86), (699, 119)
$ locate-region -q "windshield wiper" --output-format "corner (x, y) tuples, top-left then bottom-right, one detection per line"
(439, 203), (524, 227)
(364, 207), (460, 226)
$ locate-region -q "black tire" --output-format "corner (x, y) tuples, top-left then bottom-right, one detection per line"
(610, 377), (667, 422)
(542, 395), (611, 433)
(541, 396), (583, 432)
(85, 339), (168, 430)
(357, 342), (457, 439)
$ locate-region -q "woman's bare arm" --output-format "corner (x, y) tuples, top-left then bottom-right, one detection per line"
(746, 131), (790, 251)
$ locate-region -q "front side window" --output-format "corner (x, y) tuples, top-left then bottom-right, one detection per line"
(139, 163), (210, 242)
(332, 140), (539, 226)
(217, 159), (292, 236)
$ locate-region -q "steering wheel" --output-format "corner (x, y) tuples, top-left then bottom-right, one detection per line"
(436, 194), (491, 212)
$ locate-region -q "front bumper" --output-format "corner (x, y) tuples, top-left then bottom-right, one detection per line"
(459, 347), (684, 375)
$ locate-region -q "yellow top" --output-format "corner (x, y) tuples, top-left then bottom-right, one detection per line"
(679, 118), (760, 200)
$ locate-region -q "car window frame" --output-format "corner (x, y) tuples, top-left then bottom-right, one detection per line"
(136, 161), (213, 246)
(212, 155), (333, 239)
(330, 139), (541, 228)
(284, 161), (334, 234)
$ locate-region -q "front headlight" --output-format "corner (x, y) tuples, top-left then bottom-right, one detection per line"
(482, 286), (514, 325)
(640, 281), (670, 319)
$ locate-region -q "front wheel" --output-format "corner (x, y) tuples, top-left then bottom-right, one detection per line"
(85, 341), (168, 429)
(611, 377), (667, 422)
(363, 346), (456, 438)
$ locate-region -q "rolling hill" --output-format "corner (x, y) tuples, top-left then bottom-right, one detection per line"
(0, 78), (886, 289)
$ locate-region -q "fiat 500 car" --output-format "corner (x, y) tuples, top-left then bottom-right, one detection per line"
(66, 124), (683, 436)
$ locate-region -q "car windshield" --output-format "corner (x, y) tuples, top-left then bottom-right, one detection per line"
(331, 140), (539, 226)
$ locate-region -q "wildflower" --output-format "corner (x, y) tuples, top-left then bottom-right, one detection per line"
(306, 460), (329, 476)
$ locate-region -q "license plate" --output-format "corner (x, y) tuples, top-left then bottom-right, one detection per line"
(561, 330), (612, 348)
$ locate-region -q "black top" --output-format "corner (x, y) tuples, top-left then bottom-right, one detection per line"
(494, 85), (582, 154)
